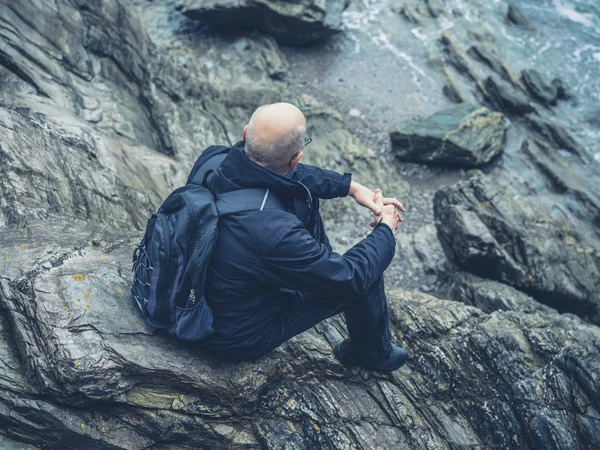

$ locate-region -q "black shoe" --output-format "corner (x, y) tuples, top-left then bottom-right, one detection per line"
(334, 339), (408, 373)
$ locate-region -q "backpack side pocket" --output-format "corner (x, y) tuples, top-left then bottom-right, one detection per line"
(174, 295), (214, 341)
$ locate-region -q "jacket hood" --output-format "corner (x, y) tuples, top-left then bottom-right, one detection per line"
(212, 141), (312, 206)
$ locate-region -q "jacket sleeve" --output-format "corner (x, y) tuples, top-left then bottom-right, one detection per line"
(256, 219), (396, 297)
(287, 163), (352, 199)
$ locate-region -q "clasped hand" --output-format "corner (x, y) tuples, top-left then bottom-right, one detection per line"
(349, 181), (404, 233)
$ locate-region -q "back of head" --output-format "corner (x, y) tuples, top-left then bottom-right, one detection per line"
(245, 103), (306, 172)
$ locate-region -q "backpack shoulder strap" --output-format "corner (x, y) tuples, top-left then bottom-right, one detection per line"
(216, 188), (285, 217)
(189, 152), (228, 187)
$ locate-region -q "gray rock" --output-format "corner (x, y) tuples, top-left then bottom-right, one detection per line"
(391, 0), (443, 24)
(521, 69), (561, 106)
(434, 171), (600, 324)
(440, 31), (485, 82)
(1, 225), (599, 448)
(524, 114), (588, 160)
(482, 75), (537, 115)
(521, 139), (600, 239)
(0, 104), (179, 230)
(412, 224), (447, 275)
(1, 0), (600, 448)
(175, 0), (351, 45)
(390, 103), (507, 167)
(452, 271), (563, 316)
(506, 3), (531, 28)
(467, 44), (513, 81)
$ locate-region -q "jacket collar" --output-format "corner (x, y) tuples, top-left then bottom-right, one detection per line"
(213, 141), (311, 205)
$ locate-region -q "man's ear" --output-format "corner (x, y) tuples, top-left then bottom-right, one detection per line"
(289, 150), (303, 171)
(242, 125), (248, 140)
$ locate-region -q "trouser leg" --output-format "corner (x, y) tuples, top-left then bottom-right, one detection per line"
(310, 197), (392, 356)
(270, 275), (392, 358)
(262, 197), (392, 358)
(343, 276), (392, 358)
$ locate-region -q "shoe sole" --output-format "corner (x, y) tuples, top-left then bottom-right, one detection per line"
(335, 344), (408, 372)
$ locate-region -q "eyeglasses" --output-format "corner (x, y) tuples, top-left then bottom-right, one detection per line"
(303, 135), (312, 148)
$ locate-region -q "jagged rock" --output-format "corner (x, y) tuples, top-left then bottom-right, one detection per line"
(521, 69), (562, 106)
(0, 0), (291, 166)
(411, 224), (447, 276)
(467, 44), (513, 81)
(552, 78), (570, 101)
(524, 114), (587, 160)
(482, 75), (537, 115)
(521, 140), (600, 234)
(442, 80), (466, 103)
(1, 0), (600, 448)
(390, 103), (507, 167)
(390, 0), (443, 24)
(434, 171), (600, 324)
(175, 0), (350, 45)
(506, 3), (531, 28)
(0, 0), (175, 155)
(452, 271), (564, 316)
(1, 224), (599, 448)
(440, 32), (485, 82)
(0, 104), (184, 230)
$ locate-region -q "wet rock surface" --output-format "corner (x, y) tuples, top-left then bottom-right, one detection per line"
(176, 0), (351, 45)
(1, 0), (600, 448)
(434, 170), (600, 324)
(390, 103), (507, 167)
(1, 225), (600, 448)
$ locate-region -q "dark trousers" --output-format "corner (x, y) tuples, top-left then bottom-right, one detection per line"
(264, 275), (393, 358)
(233, 199), (393, 361)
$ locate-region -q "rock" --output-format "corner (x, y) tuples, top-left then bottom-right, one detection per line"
(467, 44), (513, 81)
(412, 224), (447, 276)
(442, 81), (466, 103)
(434, 171), (600, 324)
(521, 140), (600, 232)
(482, 75), (537, 115)
(175, 0), (351, 45)
(1, 0), (600, 448)
(0, 0), (174, 156)
(440, 32), (485, 82)
(506, 3), (531, 28)
(348, 108), (361, 117)
(452, 271), (563, 316)
(524, 114), (587, 160)
(390, 103), (507, 168)
(1, 224), (599, 448)
(521, 69), (561, 106)
(391, 0), (443, 24)
(0, 104), (183, 230)
(552, 78), (570, 101)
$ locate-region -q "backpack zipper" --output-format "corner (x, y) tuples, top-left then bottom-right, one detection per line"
(180, 190), (200, 308)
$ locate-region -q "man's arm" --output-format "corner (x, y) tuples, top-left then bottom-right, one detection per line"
(256, 218), (396, 297)
(286, 163), (352, 199)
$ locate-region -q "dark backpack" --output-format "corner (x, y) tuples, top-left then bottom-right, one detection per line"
(131, 148), (283, 341)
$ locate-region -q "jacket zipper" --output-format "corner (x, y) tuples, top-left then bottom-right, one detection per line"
(297, 181), (312, 207)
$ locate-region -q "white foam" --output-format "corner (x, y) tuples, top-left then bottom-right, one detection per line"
(574, 44), (600, 61)
(411, 27), (427, 42)
(594, 52), (600, 62)
(342, 0), (386, 30)
(371, 29), (427, 84)
(553, 0), (596, 28)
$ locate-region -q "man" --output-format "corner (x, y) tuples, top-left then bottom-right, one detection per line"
(200, 102), (407, 372)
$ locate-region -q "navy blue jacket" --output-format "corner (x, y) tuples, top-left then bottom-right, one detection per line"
(196, 141), (396, 351)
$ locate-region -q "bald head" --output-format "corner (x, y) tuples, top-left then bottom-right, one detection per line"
(244, 103), (307, 173)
